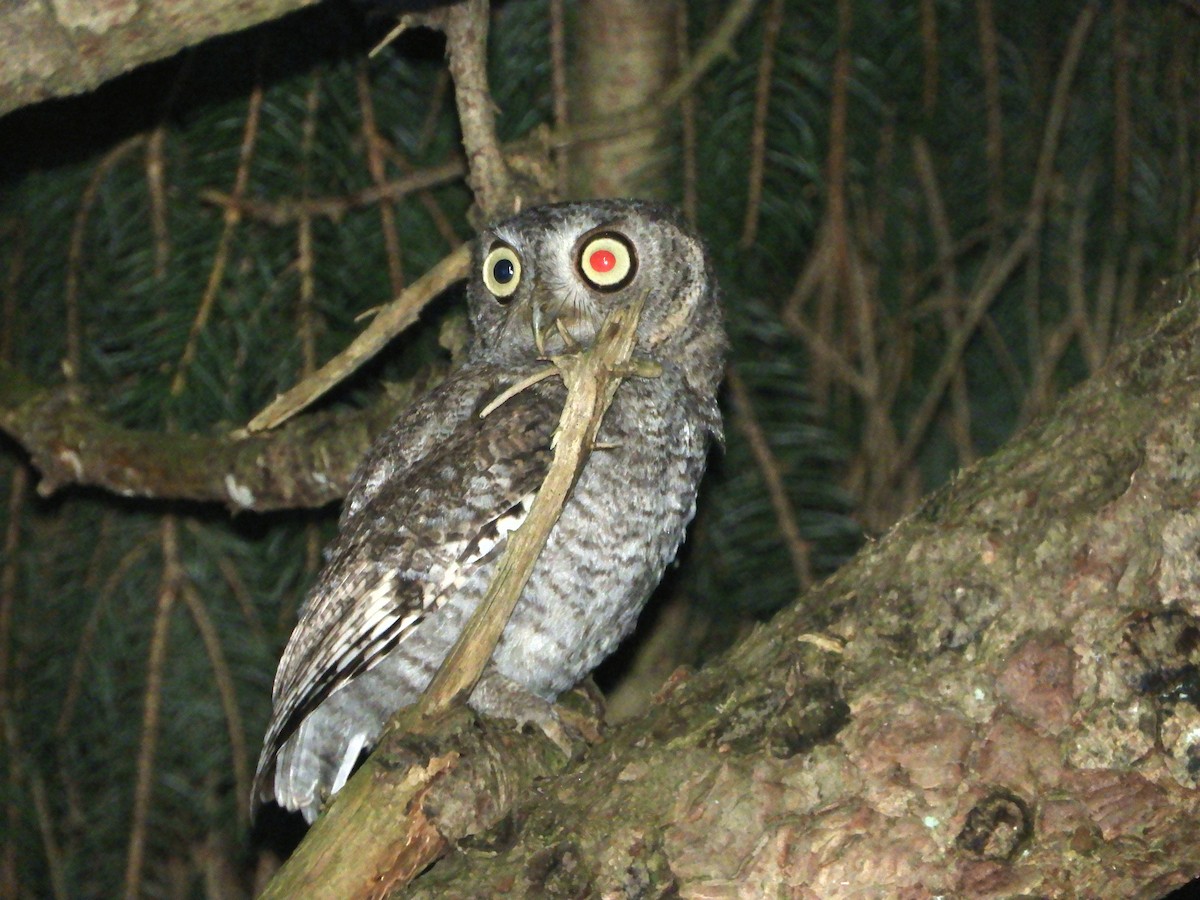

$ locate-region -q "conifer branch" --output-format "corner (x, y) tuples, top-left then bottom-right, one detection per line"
(0, 360), (407, 510)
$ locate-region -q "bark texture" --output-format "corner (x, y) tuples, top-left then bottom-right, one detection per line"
(0, 0), (318, 117)
(389, 266), (1200, 896)
(0, 361), (412, 511)
(568, 0), (680, 199)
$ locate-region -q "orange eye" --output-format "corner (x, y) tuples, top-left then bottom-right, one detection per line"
(578, 233), (635, 291)
(483, 244), (521, 302)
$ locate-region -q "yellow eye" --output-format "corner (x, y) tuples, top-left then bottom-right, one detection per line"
(577, 233), (636, 291)
(482, 244), (521, 302)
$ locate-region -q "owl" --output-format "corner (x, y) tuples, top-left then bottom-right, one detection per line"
(252, 199), (726, 822)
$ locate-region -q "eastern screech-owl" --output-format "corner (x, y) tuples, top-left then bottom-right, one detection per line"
(252, 200), (726, 822)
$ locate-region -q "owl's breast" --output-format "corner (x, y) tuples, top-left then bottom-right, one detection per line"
(490, 368), (717, 696)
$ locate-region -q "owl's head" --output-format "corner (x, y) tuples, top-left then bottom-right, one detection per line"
(466, 200), (725, 394)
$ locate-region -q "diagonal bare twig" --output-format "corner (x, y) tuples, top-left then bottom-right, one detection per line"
(726, 367), (815, 592)
(419, 296), (656, 715)
(245, 242), (471, 432)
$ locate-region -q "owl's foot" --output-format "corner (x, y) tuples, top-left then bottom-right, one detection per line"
(469, 670), (597, 758)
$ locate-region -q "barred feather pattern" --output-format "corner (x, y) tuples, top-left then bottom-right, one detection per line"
(253, 201), (726, 822)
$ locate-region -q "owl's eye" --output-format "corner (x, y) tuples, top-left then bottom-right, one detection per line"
(483, 244), (522, 302)
(577, 232), (636, 291)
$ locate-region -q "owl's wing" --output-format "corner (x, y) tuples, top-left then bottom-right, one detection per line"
(339, 363), (503, 525)
(255, 380), (559, 794)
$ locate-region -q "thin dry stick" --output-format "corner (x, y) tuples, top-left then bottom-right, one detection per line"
(200, 160), (466, 226)
(676, 2), (698, 226)
(357, 68), (405, 295)
(55, 538), (154, 739)
(297, 215), (317, 371)
(900, 219), (1005, 316)
(417, 297), (654, 715)
(726, 367), (814, 591)
(740, 0), (785, 248)
(299, 74), (322, 376)
(122, 517), (182, 900)
(417, 69), (452, 156)
(1112, 0), (1131, 238)
(246, 242), (470, 432)
(919, 0), (939, 115)
(1168, 30), (1192, 264)
(783, 243), (874, 400)
(1114, 242), (1143, 334)
(66, 135), (146, 383)
(1028, 317), (1080, 415)
(808, 0), (853, 409)
(891, 2), (1098, 480)
(171, 84), (263, 397)
(1066, 168), (1103, 372)
(0, 466), (26, 900)
(179, 581), (251, 827)
(976, 0), (1004, 224)
(549, 0), (569, 200)
(377, 141), (462, 248)
(27, 766), (68, 900)
(0, 704), (69, 900)
(217, 557), (265, 642)
(1021, 219), (1045, 411)
(146, 126), (171, 280)
(290, 508), (323, 631)
(912, 136), (976, 466)
(180, 519), (268, 642)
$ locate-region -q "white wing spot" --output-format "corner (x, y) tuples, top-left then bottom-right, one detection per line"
(224, 475), (256, 508)
(331, 731), (368, 796)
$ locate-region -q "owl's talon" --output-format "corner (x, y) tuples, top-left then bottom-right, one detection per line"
(470, 670), (590, 758)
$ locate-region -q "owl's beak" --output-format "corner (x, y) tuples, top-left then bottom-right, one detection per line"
(530, 299), (546, 355)
(528, 291), (590, 356)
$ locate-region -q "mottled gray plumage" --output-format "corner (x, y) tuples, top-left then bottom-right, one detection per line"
(252, 200), (725, 822)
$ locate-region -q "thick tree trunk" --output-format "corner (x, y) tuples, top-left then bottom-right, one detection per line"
(0, 0), (319, 116)
(567, 0), (679, 199)
(374, 268), (1200, 896)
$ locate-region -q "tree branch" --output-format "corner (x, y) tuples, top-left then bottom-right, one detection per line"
(441, 0), (515, 219)
(0, 0), (319, 117)
(0, 361), (409, 510)
(273, 265), (1200, 895)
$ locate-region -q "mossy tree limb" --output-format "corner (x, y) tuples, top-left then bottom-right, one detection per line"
(0, 360), (408, 511)
(393, 266), (1200, 895)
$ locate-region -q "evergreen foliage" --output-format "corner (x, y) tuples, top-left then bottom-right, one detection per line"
(0, 0), (1196, 894)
